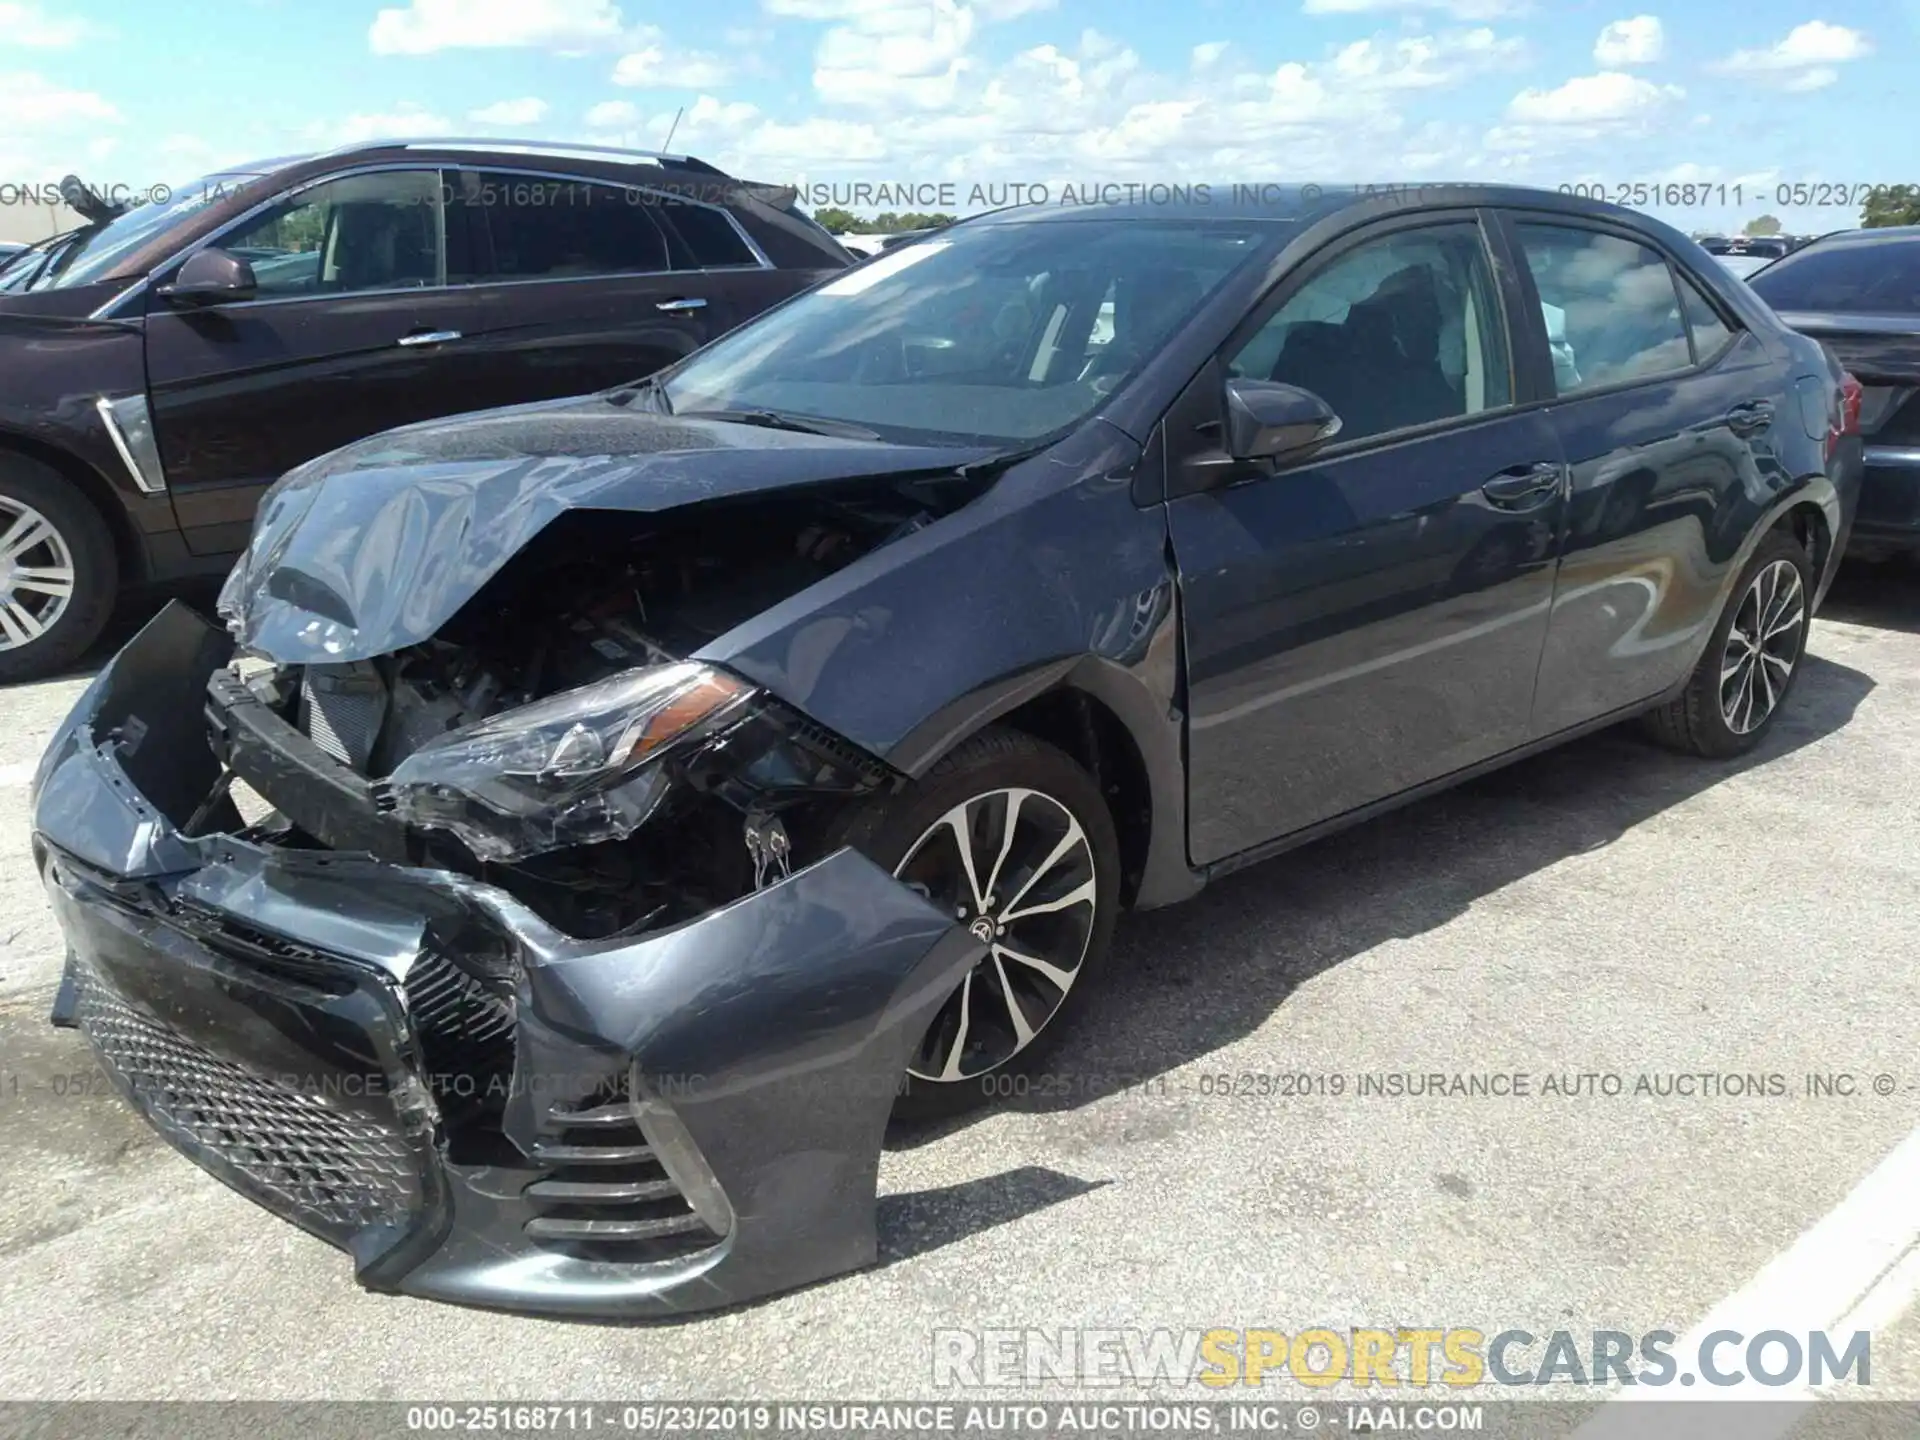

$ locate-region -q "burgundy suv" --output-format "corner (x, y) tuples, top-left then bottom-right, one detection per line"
(0, 139), (849, 679)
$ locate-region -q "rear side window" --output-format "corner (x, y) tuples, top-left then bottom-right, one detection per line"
(457, 170), (669, 281)
(1514, 223), (1691, 395)
(1677, 274), (1733, 362)
(657, 199), (757, 268)
(1749, 235), (1920, 312)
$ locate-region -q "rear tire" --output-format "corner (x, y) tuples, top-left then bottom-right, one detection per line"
(0, 457), (117, 684)
(829, 726), (1121, 1122)
(1641, 528), (1812, 758)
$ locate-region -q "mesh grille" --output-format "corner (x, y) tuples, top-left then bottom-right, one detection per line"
(75, 967), (421, 1241)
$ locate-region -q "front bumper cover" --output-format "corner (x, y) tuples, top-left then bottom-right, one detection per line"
(34, 603), (984, 1317)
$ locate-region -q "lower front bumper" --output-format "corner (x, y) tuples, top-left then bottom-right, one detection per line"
(35, 603), (983, 1317)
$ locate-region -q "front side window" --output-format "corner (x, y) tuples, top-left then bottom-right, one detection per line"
(458, 171), (669, 281)
(1227, 223), (1512, 446)
(222, 169), (443, 297)
(658, 218), (1272, 445)
(1515, 223), (1691, 395)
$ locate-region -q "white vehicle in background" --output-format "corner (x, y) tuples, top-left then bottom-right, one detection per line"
(1717, 253), (1775, 281)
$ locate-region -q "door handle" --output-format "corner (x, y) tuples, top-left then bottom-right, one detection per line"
(1726, 399), (1775, 436)
(1480, 462), (1564, 510)
(396, 330), (461, 347)
(655, 297), (708, 313)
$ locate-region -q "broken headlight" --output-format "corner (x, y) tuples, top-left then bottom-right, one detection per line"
(383, 663), (753, 861)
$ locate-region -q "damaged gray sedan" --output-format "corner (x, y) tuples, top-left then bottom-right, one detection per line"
(33, 187), (1856, 1316)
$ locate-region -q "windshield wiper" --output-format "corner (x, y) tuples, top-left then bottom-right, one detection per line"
(681, 408), (881, 441)
(604, 374), (674, 413)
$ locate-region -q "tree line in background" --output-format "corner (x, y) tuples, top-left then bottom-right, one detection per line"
(813, 185), (1920, 237)
(811, 207), (958, 234)
(1863, 185), (1920, 228)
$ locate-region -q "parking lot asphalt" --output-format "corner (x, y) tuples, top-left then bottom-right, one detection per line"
(2, 564), (1918, 1413)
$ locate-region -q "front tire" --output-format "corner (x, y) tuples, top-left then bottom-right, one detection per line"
(0, 457), (117, 684)
(831, 726), (1120, 1121)
(1642, 527), (1812, 757)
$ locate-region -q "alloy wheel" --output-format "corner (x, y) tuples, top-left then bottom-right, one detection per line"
(0, 496), (75, 652)
(1720, 557), (1805, 735)
(894, 786), (1099, 1083)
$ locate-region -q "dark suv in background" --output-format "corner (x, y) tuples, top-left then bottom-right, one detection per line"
(0, 139), (850, 679)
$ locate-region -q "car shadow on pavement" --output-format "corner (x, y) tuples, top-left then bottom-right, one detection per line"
(888, 645), (1876, 1148)
(877, 1168), (1111, 1266)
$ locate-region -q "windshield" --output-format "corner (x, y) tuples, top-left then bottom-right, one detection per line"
(23, 169), (270, 292)
(659, 217), (1276, 445)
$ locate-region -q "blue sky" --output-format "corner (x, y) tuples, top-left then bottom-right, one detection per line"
(3, 0), (1913, 232)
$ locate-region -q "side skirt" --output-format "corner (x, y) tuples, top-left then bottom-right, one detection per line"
(1197, 687), (1682, 886)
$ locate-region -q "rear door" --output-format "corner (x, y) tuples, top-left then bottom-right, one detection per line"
(1498, 214), (1791, 733)
(144, 167), (478, 554)
(437, 168), (751, 413)
(1166, 211), (1567, 864)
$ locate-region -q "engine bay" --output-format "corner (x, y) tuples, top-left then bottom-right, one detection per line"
(218, 479), (977, 939)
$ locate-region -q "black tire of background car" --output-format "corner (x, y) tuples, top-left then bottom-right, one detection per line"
(1641, 526), (1813, 758)
(0, 456), (117, 684)
(828, 725), (1122, 1123)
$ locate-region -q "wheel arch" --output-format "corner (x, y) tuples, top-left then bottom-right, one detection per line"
(886, 656), (1199, 912)
(0, 427), (145, 585)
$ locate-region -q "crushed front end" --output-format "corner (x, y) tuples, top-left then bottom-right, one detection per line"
(34, 588), (983, 1317)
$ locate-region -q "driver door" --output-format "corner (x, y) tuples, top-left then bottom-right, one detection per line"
(1164, 212), (1568, 864)
(143, 167), (481, 555)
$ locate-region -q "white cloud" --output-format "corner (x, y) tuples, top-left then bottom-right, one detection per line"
(612, 27), (731, 87)
(468, 97), (549, 125)
(1783, 65), (1837, 91)
(805, 0), (976, 109)
(1191, 41), (1228, 70)
(771, 0), (1065, 110)
(314, 105), (455, 145)
(1329, 28), (1526, 90)
(369, 0), (623, 55)
(585, 99), (640, 128)
(1712, 21), (1869, 74)
(1593, 16), (1662, 66)
(1508, 70), (1680, 123)
(0, 2), (103, 47)
(972, 0), (1055, 16)
(0, 72), (117, 125)
(1301, 0), (1527, 18)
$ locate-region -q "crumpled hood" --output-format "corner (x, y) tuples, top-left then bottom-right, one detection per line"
(219, 392), (994, 663)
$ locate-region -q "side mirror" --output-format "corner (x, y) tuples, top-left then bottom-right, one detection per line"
(158, 247), (257, 306)
(1223, 378), (1342, 463)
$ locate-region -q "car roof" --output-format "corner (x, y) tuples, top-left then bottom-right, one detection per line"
(962, 182), (1696, 233)
(88, 138), (759, 288)
(1796, 225), (1920, 244)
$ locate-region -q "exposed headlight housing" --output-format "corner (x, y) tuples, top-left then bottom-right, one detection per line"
(384, 663), (753, 861)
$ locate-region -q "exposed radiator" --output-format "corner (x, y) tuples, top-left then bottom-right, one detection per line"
(298, 662), (387, 770)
